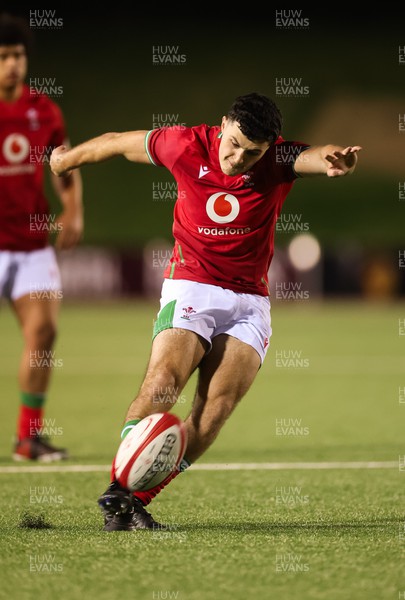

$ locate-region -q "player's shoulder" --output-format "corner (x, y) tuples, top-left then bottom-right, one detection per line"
(150, 123), (217, 155)
(178, 124), (219, 155)
(189, 123), (218, 138)
(23, 85), (64, 120)
(190, 123), (219, 147)
(157, 123), (216, 141)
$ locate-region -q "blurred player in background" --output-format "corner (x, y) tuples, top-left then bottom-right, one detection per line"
(51, 93), (360, 528)
(0, 14), (83, 460)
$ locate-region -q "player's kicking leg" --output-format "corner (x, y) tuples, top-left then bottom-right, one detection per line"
(99, 328), (207, 531)
(99, 331), (261, 531)
(130, 333), (261, 511)
(98, 279), (269, 531)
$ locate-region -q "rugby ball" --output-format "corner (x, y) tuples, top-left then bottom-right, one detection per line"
(114, 413), (187, 492)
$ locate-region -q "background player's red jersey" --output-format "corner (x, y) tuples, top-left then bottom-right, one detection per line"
(147, 125), (308, 296)
(0, 85), (66, 251)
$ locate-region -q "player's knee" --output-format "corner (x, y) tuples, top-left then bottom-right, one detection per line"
(25, 320), (57, 349)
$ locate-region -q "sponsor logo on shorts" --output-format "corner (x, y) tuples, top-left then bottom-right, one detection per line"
(181, 306), (196, 320)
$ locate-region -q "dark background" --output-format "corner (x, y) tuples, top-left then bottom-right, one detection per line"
(3, 8), (405, 295)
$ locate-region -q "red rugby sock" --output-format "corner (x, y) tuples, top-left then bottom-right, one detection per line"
(17, 393), (46, 440)
(110, 457), (190, 506)
(133, 468), (181, 506)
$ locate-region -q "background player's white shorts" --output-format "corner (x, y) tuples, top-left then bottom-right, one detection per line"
(153, 279), (272, 364)
(0, 247), (61, 301)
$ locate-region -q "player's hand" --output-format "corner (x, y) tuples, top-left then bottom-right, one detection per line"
(50, 145), (69, 176)
(324, 146), (362, 177)
(55, 209), (83, 250)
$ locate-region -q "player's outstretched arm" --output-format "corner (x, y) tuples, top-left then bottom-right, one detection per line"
(294, 145), (362, 178)
(50, 130), (150, 176)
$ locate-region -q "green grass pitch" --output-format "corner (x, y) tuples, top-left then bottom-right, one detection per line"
(0, 300), (403, 599)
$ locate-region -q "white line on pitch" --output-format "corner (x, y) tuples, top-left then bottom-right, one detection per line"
(0, 461), (397, 474)
(191, 461), (398, 470)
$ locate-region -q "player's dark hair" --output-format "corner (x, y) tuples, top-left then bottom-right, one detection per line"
(0, 13), (33, 55)
(227, 93), (282, 144)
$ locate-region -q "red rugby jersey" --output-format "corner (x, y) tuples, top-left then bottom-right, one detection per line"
(0, 85), (66, 251)
(146, 124), (308, 296)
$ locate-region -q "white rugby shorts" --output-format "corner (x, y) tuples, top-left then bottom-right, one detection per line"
(153, 279), (272, 363)
(0, 247), (61, 301)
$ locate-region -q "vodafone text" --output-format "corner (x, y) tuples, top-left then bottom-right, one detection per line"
(197, 226), (251, 236)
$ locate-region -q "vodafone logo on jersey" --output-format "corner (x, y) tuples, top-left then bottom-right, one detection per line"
(206, 192), (240, 224)
(3, 133), (30, 163)
(199, 192), (250, 236)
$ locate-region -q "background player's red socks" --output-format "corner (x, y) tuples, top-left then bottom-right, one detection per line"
(17, 392), (45, 440)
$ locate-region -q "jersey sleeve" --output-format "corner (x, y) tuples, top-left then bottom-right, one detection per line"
(145, 127), (191, 171)
(270, 140), (310, 183)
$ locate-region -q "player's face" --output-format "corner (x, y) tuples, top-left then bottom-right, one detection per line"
(219, 117), (270, 176)
(0, 44), (27, 92)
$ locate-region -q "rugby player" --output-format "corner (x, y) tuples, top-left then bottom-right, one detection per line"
(51, 92), (360, 528)
(0, 14), (83, 461)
